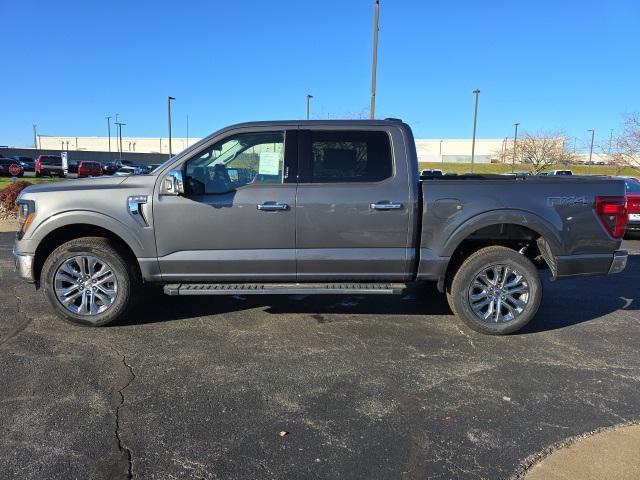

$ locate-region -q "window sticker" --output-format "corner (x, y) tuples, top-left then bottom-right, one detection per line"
(258, 152), (281, 175)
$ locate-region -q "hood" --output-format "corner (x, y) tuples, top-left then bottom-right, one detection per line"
(22, 176), (128, 194)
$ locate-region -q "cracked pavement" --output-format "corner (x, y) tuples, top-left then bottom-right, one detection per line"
(1, 232), (639, 479)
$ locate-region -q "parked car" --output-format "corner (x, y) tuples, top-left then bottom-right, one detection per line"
(147, 163), (162, 173)
(623, 177), (640, 238)
(12, 119), (628, 335)
(77, 161), (103, 178)
(114, 165), (146, 176)
(103, 159), (135, 175)
(547, 170), (573, 176)
(11, 156), (35, 172)
(35, 155), (66, 178)
(420, 169), (444, 179)
(0, 158), (25, 177)
(67, 160), (80, 174)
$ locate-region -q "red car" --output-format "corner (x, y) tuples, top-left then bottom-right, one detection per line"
(77, 161), (103, 178)
(624, 177), (640, 237)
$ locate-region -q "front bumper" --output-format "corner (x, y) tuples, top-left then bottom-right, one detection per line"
(554, 250), (628, 279)
(12, 247), (35, 283)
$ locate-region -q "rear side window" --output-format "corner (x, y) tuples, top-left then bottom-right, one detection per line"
(307, 130), (392, 183)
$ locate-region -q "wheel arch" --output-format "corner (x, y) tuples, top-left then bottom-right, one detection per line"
(33, 222), (141, 285)
(441, 210), (563, 293)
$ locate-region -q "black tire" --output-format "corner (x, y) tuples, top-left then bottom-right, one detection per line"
(41, 237), (139, 327)
(447, 246), (542, 335)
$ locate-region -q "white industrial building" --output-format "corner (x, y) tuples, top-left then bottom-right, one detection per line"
(32, 135), (611, 164)
(38, 136), (507, 163)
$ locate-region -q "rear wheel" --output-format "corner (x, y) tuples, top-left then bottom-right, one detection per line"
(42, 237), (139, 326)
(447, 246), (542, 335)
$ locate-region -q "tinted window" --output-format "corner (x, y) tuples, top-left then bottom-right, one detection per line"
(626, 179), (640, 193)
(309, 130), (392, 183)
(185, 131), (285, 195)
(42, 156), (62, 165)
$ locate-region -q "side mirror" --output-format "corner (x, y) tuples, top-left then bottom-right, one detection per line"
(162, 169), (184, 195)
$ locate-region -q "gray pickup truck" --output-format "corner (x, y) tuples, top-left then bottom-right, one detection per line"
(13, 120), (629, 334)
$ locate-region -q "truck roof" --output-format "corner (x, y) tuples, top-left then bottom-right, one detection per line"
(220, 119), (407, 129)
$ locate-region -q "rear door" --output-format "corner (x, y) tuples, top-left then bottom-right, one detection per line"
(295, 126), (415, 281)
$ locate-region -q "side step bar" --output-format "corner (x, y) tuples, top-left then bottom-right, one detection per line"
(164, 282), (407, 296)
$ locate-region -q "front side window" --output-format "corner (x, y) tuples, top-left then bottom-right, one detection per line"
(308, 130), (392, 183)
(185, 131), (285, 195)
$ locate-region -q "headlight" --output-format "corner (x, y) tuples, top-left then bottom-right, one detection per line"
(16, 200), (35, 234)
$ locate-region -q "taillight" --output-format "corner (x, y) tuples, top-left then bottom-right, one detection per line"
(595, 196), (628, 239)
(627, 196), (640, 214)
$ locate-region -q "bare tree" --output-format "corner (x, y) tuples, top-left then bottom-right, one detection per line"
(492, 131), (574, 174)
(609, 113), (640, 174)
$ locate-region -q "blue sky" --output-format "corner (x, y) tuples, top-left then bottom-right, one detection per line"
(2, 0), (639, 149)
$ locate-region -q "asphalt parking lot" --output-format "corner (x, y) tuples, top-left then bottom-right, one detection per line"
(1, 233), (639, 480)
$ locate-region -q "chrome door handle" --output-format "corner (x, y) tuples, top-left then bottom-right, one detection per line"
(257, 203), (289, 211)
(370, 202), (403, 210)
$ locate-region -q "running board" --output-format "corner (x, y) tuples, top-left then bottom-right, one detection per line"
(164, 282), (407, 296)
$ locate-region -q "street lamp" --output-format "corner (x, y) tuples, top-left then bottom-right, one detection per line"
(32, 124), (38, 150)
(587, 129), (595, 172)
(106, 116), (112, 155)
(470, 89), (480, 172)
(369, 0), (380, 119)
(512, 123), (520, 173)
(114, 122), (125, 161)
(306, 94), (313, 120)
(168, 96), (175, 158)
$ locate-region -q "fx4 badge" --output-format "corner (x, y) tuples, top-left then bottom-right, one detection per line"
(547, 196), (589, 207)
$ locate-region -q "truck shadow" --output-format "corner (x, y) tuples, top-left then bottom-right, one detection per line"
(120, 257), (639, 334)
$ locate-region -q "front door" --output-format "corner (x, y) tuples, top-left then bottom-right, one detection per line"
(154, 129), (298, 282)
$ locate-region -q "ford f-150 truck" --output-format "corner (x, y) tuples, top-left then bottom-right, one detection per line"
(13, 120), (629, 334)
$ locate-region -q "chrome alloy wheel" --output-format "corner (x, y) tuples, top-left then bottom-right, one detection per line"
(468, 264), (530, 323)
(53, 256), (118, 316)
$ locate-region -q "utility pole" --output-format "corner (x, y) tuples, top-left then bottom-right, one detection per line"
(32, 124), (38, 150)
(470, 89), (480, 172)
(369, 0), (380, 119)
(512, 123), (520, 173)
(587, 129), (595, 173)
(306, 94), (313, 120)
(106, 116), (112, 155)
(168, 96), (175, 158)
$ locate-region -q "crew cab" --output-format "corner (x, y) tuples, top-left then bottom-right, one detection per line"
(13, 120), (629, 334)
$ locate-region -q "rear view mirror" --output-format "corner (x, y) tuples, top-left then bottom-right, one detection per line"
(162, 169), (184, 195)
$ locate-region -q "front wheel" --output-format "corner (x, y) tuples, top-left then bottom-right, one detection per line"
(447, 246), (542, 335)
(42, 237), (139, 326)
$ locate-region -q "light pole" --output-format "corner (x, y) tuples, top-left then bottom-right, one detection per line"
(115, 122), (125, 161)
(587, 129), (595, 172)
(106, 116), (112, 155)
(32, 124), (38, 150)
(369, 0), (380, 119)
(470, 89), (480, 172)
(168, 96), (175, 158)
(306, 94), (313, 120)
(609, 128), (613, 154)
(512, 123), (520, 173)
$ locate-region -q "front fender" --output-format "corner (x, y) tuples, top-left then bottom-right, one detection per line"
(21, 210), (150, 257)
